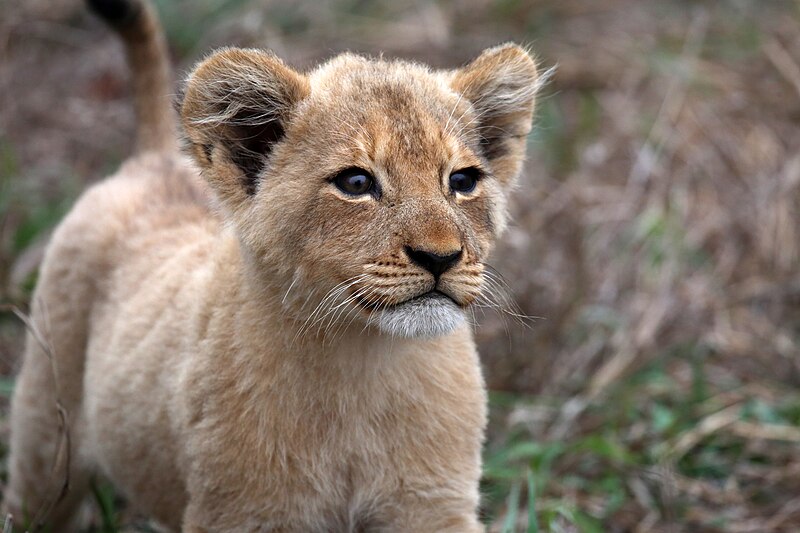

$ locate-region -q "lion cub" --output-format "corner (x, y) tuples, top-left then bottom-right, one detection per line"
(5, 0), (541, 531)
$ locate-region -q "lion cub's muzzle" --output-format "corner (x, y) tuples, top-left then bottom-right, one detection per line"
(353, 243), (484, 337)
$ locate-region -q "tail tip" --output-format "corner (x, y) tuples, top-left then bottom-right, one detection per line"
(87, 0), (141, 28)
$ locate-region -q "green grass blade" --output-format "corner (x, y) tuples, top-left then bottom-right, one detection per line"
(501, 481), (521, 533)
(90, 480), (118, 533)
(527, 469), (539, 533)
(0, 376), (14, 398)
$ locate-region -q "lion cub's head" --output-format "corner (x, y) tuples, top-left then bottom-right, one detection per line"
(180, 45), (540, 338)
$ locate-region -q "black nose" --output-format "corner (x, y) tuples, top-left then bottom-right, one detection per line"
(405, 246), (463, 278)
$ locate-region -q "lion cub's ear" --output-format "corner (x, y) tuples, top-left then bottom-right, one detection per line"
(180, 48), (309, 205)
(450, 44), (541, 186)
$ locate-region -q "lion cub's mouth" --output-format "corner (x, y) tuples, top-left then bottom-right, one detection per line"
(355, 289), (461, 311)
(406, 290), (461, 306)
(361, 289), (467, 338)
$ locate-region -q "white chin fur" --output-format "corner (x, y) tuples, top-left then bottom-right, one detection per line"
(369, 294), (466, 338)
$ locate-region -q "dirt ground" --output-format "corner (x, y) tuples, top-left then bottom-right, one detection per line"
(2, 0), (800, 531)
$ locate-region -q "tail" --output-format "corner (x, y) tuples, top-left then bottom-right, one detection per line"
(88, 0), (177, 153)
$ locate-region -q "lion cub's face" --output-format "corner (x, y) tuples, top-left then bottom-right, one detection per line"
(181, 45), (540, 338)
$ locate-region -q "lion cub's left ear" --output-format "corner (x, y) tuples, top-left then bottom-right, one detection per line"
(450, 44), (542, 186)
(180, 48), (309, 207)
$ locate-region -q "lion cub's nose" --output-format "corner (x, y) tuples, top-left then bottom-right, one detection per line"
(405, 246), (463, 278)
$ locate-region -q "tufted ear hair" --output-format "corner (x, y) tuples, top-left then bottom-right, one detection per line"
(450, 44), (543, 186)
(180, 48), (309, 206)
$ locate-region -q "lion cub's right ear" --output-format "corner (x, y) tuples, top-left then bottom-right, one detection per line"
(180, 48), (309, 206)
(449, 44), (541, 187)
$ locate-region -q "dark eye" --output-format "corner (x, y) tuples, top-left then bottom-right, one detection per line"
(449, 168), (480, 194)
(333, 168), (376, 196)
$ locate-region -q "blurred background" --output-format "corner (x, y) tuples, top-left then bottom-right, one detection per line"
(2, 0), (800, 531)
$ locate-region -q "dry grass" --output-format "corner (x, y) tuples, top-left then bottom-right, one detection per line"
(1, 0), (800, 531)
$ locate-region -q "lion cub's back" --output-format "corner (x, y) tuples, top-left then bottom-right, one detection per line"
(35, 151), (216, 325)
(56, 151), (216, 294)
(36, 152), (219, 525)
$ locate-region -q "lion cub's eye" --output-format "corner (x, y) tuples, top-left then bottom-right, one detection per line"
(449, 168), (481, 194)
(333, 168), (376, 196)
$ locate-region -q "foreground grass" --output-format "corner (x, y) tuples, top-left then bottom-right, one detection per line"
(483, 356), (800, 532)
(1, 347), (798, 532)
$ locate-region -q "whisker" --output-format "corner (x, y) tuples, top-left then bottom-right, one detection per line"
(362, 284), (401, 335)
(319, 284), (376, 342)
(316, 278), (392, 342)
(293, 274), (368, 344)
(282, 275), (299, 305)
(329, 283), (386, 344)
(477, 267), (538, 329)
(443, 92), (465, 138)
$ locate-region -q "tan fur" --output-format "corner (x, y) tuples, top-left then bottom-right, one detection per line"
(5, 1), (541, 531)
(100, 0), (176, 153)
